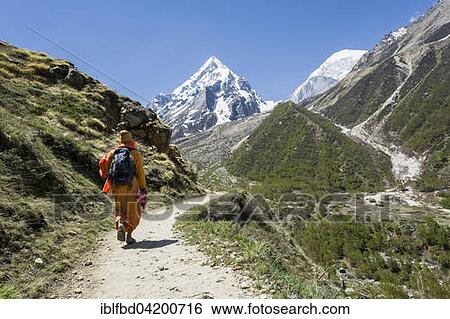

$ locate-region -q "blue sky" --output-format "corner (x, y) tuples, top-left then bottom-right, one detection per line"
(0, 0), (436, 103)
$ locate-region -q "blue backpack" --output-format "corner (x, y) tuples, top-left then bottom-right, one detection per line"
(109, 148), (136, 188)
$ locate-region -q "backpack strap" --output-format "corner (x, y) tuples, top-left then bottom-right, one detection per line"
(127, 148), (136, 190)
(118, 146), (136, 190)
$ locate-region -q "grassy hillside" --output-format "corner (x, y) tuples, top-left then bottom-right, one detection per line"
(177, 192), (450, 298)
(225, 102), (394, 197)
(318, 57), (406, 127)
(0, 41), (202, 297)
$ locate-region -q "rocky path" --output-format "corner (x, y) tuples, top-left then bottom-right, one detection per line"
(57, 194), (260, 299)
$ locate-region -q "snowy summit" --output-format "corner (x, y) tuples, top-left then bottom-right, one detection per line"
(150, 56), (273, 139)
(290, 49), (367, 103)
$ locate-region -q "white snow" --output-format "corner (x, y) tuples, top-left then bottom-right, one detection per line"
(310, 49), (368, 80)
(151, 56), (271, 135)
(173, 56), (231, 97)
(389, 150), (422, 180)
(380, 27), (408, 46)
(214, 96), (231, 125)
(391, 27), (408, 40)
(290, 49), (367, 103)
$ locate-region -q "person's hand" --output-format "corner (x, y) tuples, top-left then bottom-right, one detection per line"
(138, 191), (148, 209)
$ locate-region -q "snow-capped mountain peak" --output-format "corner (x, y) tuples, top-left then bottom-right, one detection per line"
(150, 56), (273, 139)
(173, 56), (234, 96)
(173, 57), (229, 94)
(310, 49), (368, 81)
(198, 56), (227, 73)
(290, 49), (367, 104)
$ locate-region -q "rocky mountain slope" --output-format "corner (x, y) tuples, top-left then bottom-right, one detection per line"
(175, 112), (270, 166)
(150, 56), (275, 139)
(0, 41), (202, 297)
(226, 102), (394, 196)
(290, 49), (367, 103)
(307, 0), (450, 187)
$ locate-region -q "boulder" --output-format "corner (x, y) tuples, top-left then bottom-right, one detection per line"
(145, 121), (172, 153)
(116, 101), (172, 153)
(120, 101), (149, 128)
(64, 69), (87, 89)
(50, 65), (87, 89)
(49, 64), (70, 78)
(146, 107), (158, 121)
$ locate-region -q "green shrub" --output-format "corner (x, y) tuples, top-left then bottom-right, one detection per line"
(417, 171), (448, 192)
(0, 285), (19, 298)
(439, 194), (450, 209)
(379, 282), (409, 298)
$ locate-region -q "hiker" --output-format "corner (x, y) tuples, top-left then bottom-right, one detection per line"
(99, 130), (148, 244)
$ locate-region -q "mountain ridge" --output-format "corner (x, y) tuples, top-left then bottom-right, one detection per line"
(290, 49), (367, 103)
(150, 56), (273, 139)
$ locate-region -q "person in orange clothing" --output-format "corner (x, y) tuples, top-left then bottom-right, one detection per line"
(100, 130), (148, 244)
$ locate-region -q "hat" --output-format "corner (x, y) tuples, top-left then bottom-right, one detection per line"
(119, 130), (133, 143)
(118, 130), (137, 149)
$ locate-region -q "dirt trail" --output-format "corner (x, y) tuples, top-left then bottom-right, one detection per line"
(57, 194), (260, 299)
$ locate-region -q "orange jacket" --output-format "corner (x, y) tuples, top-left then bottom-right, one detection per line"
(98, 152), (112, 193)
(99, 146), (147, 194)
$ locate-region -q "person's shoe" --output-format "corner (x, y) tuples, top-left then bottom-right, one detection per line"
(126, 231), (136, 245)
(117, 223), (125, 242)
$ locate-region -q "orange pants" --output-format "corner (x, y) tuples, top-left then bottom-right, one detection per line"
(112, 179), (141, 232)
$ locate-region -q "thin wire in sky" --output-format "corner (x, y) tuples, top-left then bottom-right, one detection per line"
(25, 24), (151, 104)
